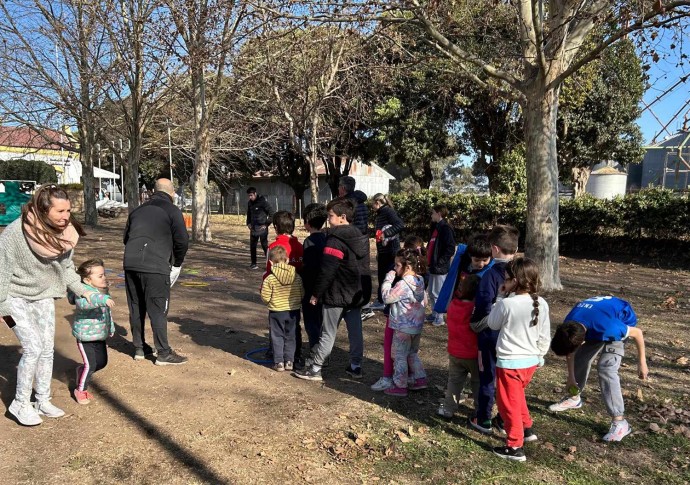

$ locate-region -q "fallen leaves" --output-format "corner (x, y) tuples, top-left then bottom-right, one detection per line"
(676, 356), (689, 366)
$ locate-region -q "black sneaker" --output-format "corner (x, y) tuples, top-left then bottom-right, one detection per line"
(523, 427), (538, 442)
(134, 344), (157, 361)
(492, 415), (507, 437)
(155, 351), (188, 366)
(493, 446), (526, 462)
(345, 365), (363, 379)
(294, 365), (323, 381)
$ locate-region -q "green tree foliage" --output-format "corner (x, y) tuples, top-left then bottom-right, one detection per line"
(0, 159), (58, 184)
(559, 38), (645, 196)
(365, 61), (465, 190)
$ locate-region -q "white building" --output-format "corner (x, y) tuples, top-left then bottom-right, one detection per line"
(0, 126), (82, 184)
(229, 160), (395, 215)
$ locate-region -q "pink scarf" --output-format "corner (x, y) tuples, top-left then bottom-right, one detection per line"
(22, 210), (79, 259)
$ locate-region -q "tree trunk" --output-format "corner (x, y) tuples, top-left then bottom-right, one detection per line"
(192, 130), (211, 241)
(523, 86), (562, 291)
(571, 166), (591, 198)
(409, 158), (433, 190)
(191, 69), (212, 242)
(81, 137), (98, 226)
(126, 136), (142, 211)
(308, 115), (320, 203)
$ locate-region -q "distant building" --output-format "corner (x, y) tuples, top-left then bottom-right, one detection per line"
(227, 160), (395, 215)
(0, 126), (82, 184)
(627, 131), (690, 191)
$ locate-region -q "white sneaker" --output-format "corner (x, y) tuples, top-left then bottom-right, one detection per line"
(432, 316), (446, 327)
(603, 419), (632, 442)
(370, 377), (394, 391)
(548, 396), (583, 412)
(8, 400), (42, 426)
(34, 400), (65, 418)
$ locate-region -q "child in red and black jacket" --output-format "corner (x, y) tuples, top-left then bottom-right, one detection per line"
(294, 198), (371, 382)
(265, 211), (303, 275)
(264, 210), (304, 363)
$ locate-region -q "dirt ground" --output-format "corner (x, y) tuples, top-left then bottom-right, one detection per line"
(1, 215), (689, 484)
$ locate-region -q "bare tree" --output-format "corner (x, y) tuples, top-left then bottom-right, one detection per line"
(160, 0), (272, 241)
(0, 0), (116, 225)
(99, 0), (177, 211)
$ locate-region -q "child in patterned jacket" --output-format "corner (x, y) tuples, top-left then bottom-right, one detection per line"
(380, 248), (428, 397)
(68, 259), (115, 405)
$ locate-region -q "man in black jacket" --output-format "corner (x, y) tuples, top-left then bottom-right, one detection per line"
(246, 187), (273, 269)
(123, 178), (189, 365)
(338, 176), (368, 236)
(294, 198), (372, 382)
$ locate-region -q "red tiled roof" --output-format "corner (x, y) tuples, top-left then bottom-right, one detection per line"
(0, 126), (70, 151)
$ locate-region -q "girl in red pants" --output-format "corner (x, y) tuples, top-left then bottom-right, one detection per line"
(486, 258), (550, 462)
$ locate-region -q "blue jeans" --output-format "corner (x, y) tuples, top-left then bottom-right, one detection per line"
(476, 329), (499, 422)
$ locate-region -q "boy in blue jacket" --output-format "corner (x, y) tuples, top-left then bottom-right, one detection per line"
(468, 225), (519, 435)
(550, 296), (648, 442)
(433, 233), (493, 316)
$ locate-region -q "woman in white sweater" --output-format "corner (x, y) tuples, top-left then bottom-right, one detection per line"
(486, 257), (550, 462)
(0, 185), (93, 426)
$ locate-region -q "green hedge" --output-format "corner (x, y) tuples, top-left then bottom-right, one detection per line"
(389, 188), (690, 243)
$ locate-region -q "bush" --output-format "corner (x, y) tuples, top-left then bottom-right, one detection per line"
(0, 159), (58, 184)
(390, 188), (690, 253)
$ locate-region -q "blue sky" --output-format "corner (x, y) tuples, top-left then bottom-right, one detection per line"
(636, 32), (690, 145)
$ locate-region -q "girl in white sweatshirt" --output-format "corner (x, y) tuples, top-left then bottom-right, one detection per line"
(486, 257), (550, 462)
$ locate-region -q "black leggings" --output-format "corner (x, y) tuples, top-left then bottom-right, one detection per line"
(76, 340), (108, 391)
(377, 252), (396, 303)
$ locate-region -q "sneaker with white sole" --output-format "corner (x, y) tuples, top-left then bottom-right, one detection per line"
(361, 309), (376, 321)
(8, 400), (42, 426)
(345, 365), (363, 379)
(493, 445), (526, 462)
(523, 427), (538, 442)
(294, 365), (323, 381)
(34, 400), (65, 418)
(371, 376), (394, 391)
(548, 396), (583, 412)
(468, 416), (493, 434)
(432, 316), (446, 327)
(602, 419), (632, 442)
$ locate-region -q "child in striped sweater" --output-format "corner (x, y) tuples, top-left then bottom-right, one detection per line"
(261, 246), (304, 371)
(68, 259), (115, 405)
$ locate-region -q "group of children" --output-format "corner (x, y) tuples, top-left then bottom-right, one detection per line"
(64, 196), (649, 465)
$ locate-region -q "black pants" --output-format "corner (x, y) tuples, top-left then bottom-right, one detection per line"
(76, 340), (108, 391)
(377, 252), (396, 303)
(302, 296), (323, 350)
(250, 231), (268, 265)
(125, 271), (172, 357)
(269, 310), (300, 364)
